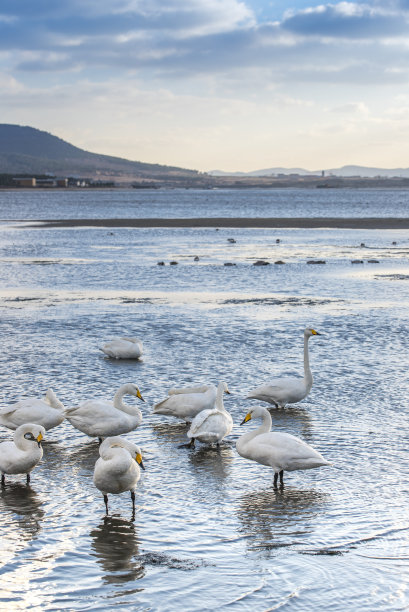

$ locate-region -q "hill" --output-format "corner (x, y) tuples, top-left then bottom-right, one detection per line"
(0, 124), (205, 185)
(210, 164), (409, 178)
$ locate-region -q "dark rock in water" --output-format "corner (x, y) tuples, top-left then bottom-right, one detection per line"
(253, 260), (270, 266)
(157, 261), (165, 266)
(274, 260), (285, 265)
(224, 262), (236, 266)
(367, 259), (380, 263)
(360, 243), (366, 247)
(276, 238), (281, 243)
(307, 260), (326, 264)
(194, 256), (199, 261)
(170, 261), (178, 265)
(227, 238), (236, 243)
(392, 241), (397, 245)
(351, 259), (364, 264)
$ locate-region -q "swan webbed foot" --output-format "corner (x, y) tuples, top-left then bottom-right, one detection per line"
(104, 494), (109, 515)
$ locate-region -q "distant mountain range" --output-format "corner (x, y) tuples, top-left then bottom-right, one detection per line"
(210, 165), (409, 178)
(1, 124), (409, 185)
(0, 124), (202, 183)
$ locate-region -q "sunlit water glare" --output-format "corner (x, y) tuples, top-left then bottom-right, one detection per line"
(0, 188), (409, 610)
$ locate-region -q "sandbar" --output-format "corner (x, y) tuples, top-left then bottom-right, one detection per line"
(23, 217), (409, 229)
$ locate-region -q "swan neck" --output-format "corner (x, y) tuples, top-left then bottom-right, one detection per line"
(303, 334), (312, 384)
(113, 388), (139, 415)
(47, 390), (65, 411)
(215, 384), (226, 411)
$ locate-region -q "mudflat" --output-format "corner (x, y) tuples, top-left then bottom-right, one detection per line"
(26, 217), (409, 229)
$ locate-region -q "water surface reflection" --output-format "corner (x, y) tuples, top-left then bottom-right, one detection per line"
(90, 516), (144, 585)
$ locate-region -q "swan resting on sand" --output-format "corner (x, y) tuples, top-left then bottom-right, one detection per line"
(153, 384), (217, 422)
(236, 406), (330, 487)
(246, 327), (320, 408)
(65, 383), (145, 441)
(0, 423), (45, 485)
(183, 382), (232, 448)
(0, 388), (65, 431)
(93, 436), (145, 518)
(100, 337), (143, 359)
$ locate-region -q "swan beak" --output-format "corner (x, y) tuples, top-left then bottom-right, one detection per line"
(240, 412), (252, 425)
(136, 453), (145, 470)
(136, 389), (145, 402)
(225, 389), (231, 395)
(36, 432), (43, 446)
(311, 329), (321, 335)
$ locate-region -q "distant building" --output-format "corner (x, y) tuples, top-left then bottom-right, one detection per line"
(13, 177), (36, 187)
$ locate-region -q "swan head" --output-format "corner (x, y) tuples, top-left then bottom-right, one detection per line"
(304, 327), (320, 338)
(123, 383), (145, 402)
(17, 423), (46, 447)
(240, 406), (269, 425)
(218, 381), (231, 395)
(102, 437), (145, 469)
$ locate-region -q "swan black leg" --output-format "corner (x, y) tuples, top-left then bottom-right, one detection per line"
(131, 491), (136, 521)
(178, 438), (195, 449)
(104, 494), (109, 515)
(26, 473), (30, 485)
(279, 470), (284, 486)
(98, 437), (103, 446)
(1, 474), (5, 487)
(273, 472), (278, 488)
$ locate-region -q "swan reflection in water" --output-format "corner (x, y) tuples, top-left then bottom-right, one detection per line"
(0, 482), (45, 541)
(237, 487), (329, 556)
(90, 516), (144, 585)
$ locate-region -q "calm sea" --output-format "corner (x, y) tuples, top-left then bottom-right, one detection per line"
(0, 188), (409, 611)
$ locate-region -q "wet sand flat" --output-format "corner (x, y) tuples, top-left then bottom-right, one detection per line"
(26, 217), (409, 229)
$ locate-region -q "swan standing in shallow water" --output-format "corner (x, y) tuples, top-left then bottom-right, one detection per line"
(0, 423), (45, 485)
(246, 327), (321, 408)
(236, 406), (330, 487)
(65, 383), (145, 441)
(93, 436), (145, 518)
(184, 382), (232, 448)
(153, 384), (217, 422)
(0, 388), (65, 431)
(100, 337), (143, 360)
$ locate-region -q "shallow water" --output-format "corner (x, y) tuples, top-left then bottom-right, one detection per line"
(0, 189), (409, 610)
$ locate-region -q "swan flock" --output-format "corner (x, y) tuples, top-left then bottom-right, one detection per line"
(0, 326), (331, 516)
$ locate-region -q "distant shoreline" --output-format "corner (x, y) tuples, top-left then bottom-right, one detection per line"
(21, 217), (409, 229)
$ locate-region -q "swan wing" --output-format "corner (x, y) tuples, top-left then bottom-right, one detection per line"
(153, 388), (216, 418)
(247, 377), (308, 405)
(252, 432), (330, 471)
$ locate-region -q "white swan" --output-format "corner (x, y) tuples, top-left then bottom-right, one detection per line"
(152, 384), (217, 422)
(0, 423), (45, 485)
(184, 382), (232, 448)
(236, 406), (330, 487)
(0, 388), (65, 431)
(246, 327), (320, 408)
(93, 436), (145, 517)
(65, 383), (145, 441)
(100, 337), (143, 359)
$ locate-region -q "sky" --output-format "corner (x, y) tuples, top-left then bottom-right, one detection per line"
(1, 0), (409, 173)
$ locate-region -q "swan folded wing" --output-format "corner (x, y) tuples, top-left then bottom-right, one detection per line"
(247, 378), (307, 404)
(168, 385), (213, 396)
(255, 432), (329, 471)
(188, 409), (217, 436)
